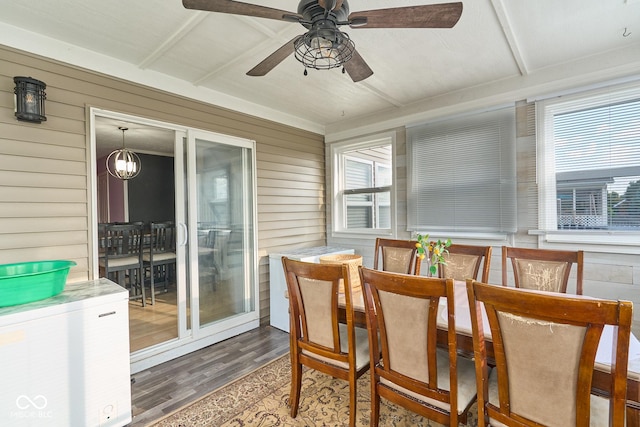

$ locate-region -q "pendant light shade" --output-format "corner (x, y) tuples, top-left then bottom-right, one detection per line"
(106, 127), (141, 180)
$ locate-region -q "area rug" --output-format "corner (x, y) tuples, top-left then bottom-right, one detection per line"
(148, 355), (478, 427)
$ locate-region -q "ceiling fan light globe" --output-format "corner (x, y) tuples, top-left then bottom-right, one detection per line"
(294, 29), (354, 71)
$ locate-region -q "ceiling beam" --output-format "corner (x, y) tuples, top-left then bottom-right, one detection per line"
(193, 23), (300, 85)
(490, 0), (528, 76)
(138, 12), (209, 70)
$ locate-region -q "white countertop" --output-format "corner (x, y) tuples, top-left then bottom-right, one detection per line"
(0, 278), (128, 325)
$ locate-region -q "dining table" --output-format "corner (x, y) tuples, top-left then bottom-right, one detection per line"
(339, 279), (640, 425)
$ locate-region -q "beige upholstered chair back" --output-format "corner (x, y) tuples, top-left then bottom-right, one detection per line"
(284, 259), (348, 356)
(439, 244), (492, 282)
(373, 238), (421, 275)
(360, 267), (477, 426)
(502, 246), (584, 294)
(466, 280), (632, 427)
(298, 276), (336, 348)
(378, 289), (432, 381)
(513, 259), (569, 293)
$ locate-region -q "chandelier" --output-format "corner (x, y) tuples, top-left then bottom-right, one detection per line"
(106, 127), (141, 180)
(294, 23), (355, 73)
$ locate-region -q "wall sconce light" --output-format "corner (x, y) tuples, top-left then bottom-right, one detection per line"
(13, 76), (47, 123)
(106, 127), (142, 180)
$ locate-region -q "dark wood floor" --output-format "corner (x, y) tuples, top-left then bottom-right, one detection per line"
(128, 325), (290, 426)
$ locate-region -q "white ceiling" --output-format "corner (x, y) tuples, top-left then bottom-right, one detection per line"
(1, 0), (639, 152)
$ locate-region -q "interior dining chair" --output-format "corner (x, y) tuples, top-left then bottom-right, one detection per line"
(282, 257), (370, 427)
(359, 267), (477, 427)
(143, 221), (176, 305)
(438, 244), (492, 282)
(466, 279), (632, 427)
(100, 222), (145, 306)
(373, 237), (422, 275)
(502, 246), (584, 294)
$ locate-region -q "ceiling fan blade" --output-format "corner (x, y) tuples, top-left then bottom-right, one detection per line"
(246, 37), (300, 77)
(343, 49), (373, 83)
(182, 0), (300, 22)
(349, 2), (463, 29)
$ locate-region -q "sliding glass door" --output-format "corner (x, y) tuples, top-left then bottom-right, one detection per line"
(187, 130), (258, 335)
(92, 109), (259, 372)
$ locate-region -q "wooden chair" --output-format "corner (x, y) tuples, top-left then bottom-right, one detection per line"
(100, 223), (145, 306)
(282, 257), (370, 427)
(466, 279), (632, 427)
(438, 244), (492, 282)
(502, 246), (584, 294)
(359, 267), (477, 426)
(373, 237), (421, 275)
(143, 221), (176, 305)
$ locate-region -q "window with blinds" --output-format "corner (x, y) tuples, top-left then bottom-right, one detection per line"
(407, 106), (517, 234)
(332, 137), (393, 234)
(537, 81), (640, 232)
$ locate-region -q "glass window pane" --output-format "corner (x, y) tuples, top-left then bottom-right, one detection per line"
(545, 91), (640, 231)
(347, 206), (372, 228)
(336, 142), (393, 232)
(345, 159), (372, 190)
(195, 139), (254, 327)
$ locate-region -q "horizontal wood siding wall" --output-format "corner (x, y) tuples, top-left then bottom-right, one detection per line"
(0, 45), (324, 325)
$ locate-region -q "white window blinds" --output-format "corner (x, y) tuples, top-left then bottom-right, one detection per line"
(407, 106), (517, 234)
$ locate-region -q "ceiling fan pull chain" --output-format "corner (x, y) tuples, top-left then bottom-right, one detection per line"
(303, 68), (308, 76)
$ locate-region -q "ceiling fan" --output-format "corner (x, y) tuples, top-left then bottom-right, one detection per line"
(182, 0), (463, 82)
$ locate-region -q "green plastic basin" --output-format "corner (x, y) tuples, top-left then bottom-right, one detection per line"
(0, 260), (77, 307)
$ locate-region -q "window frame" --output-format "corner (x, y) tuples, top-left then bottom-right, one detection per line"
(535, 80), (640, 252)
(331, 133), (396, 238)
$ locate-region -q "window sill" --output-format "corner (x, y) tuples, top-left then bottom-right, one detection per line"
(332, 229), (393, 240)
(529, 230), (640, 254)
(420, 231), (511, 242)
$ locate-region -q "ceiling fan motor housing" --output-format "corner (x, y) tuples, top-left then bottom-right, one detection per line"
(297, 0), (350, 29)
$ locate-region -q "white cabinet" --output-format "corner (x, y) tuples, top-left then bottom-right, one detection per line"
(269, 246), (354, 332)
(0, 278), (131, 427)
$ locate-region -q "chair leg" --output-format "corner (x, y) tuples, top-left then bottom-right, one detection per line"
(349, 374), (357, 427)
(138, 266), (146, 307)
(290, 357), (302, 418)
(370, 374), (380, 427)
(150, 264), (156, 305)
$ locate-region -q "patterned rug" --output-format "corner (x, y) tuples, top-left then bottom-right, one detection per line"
(148, 355), (479, 426)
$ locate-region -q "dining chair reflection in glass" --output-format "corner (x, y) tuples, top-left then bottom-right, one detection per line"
(438, 244), (492, 282)
(282, 257), (370, 427)
(360, 267), (477, 426)
(97, 223), (108, 258)
(100, 222), (145, 306)
(466, 279), (632, 426)
(373, 237), (422, 275)
(143, 221), (176, 305)
(502, 246), (584, 294)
